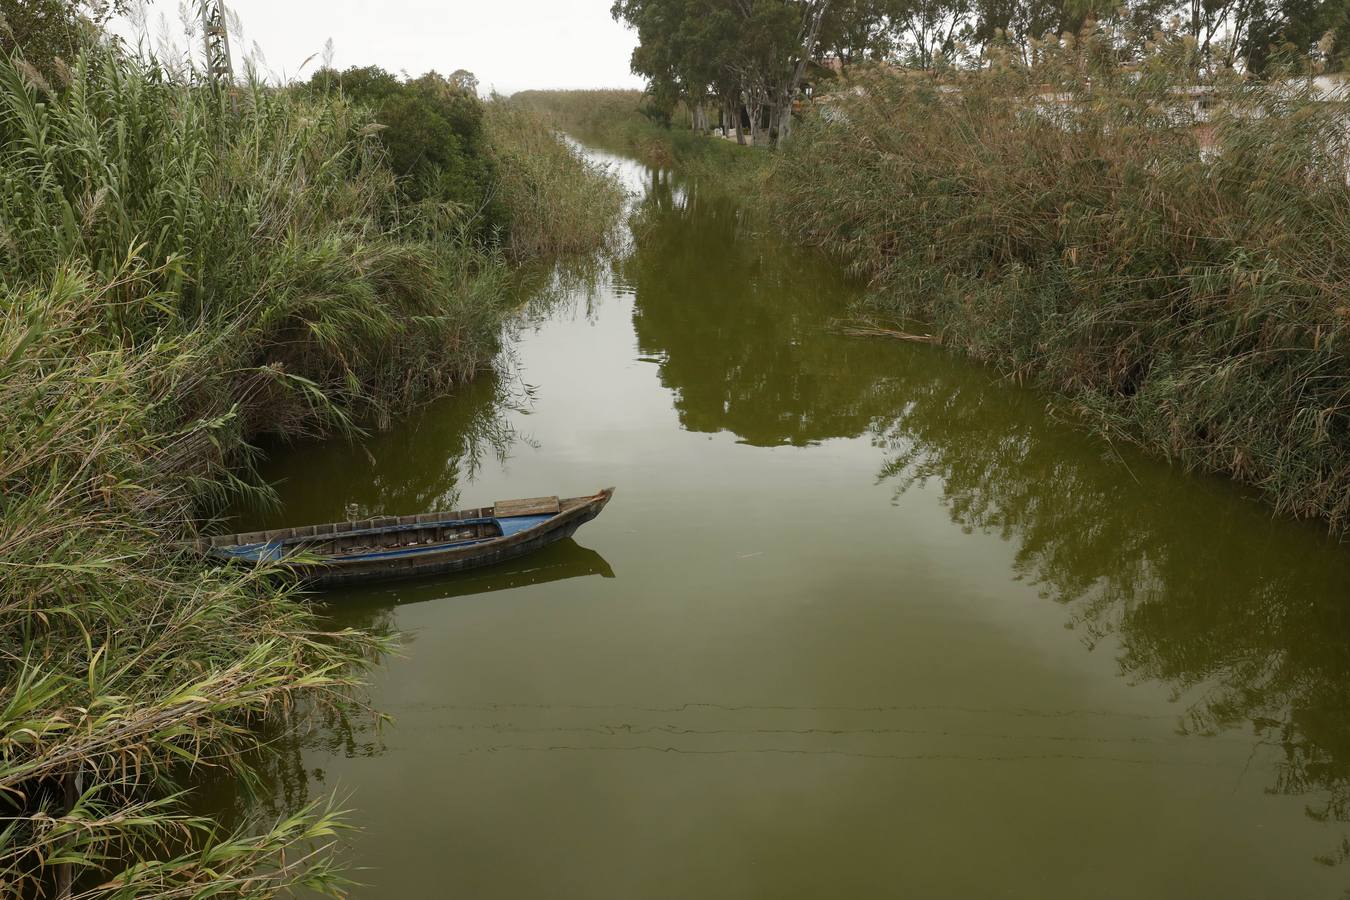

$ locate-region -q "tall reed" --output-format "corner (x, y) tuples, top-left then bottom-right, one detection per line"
(0, 51), (508, 435)
(769, 33), (1350, 533)
(0, 267), (396, 896)
(483, 99), (626, 259)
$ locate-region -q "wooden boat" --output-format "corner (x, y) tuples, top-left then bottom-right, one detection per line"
(202, 488), (614, 587)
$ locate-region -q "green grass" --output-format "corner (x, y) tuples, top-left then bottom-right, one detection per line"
(767, 36), (1350, 534)
(0, 47), (619, 895)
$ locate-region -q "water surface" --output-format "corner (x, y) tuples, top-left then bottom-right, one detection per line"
(231, 146), (1350, 898)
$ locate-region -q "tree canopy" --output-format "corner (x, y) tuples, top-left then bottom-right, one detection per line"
(612, 0), (833, 143)
(306, 66), (504, 236)
(612, 0), (1347, 143)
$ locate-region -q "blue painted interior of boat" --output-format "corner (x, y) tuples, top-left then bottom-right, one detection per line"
(215, 541), (286, 563)
(496, 514), (555, 537)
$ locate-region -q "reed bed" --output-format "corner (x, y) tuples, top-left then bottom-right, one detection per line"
(0, 271), (387, 897)
(769, 33), (1350, 534)
(510, 89), (766, 187)
(483, 100), (626, 259)
(0, 46), (619, 896)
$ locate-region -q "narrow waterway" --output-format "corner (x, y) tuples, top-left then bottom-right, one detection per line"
(228, 145), (1350, 898)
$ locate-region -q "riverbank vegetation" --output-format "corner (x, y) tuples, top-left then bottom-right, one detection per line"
(602, 0), (1350, 535)
(0, 20), (619, 896)
(300, 66), (624, 258)
(509, 88), (764, 185)
(482, 99), (627, 257)
(769, 30), (1350, 533)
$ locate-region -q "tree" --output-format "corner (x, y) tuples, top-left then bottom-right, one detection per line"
(450, 68), (479, 93)
(0, 0), (121, 84)
(773, 0), (832, 141)
(964, 0), (1076, 60)
(613, 0), (836, 145)
(888, 0), (972, 67)
(1179, 0), (1266, 63)
(615, 0), (1346, 139)
(1243, 0), (1348, 71)
(306, 66), (503, 232)
(819, 0), (899, 63)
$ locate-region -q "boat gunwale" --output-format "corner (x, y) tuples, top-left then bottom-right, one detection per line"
(213, 516), (502, 554)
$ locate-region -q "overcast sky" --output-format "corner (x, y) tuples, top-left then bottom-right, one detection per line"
(116, 0), (644, 94)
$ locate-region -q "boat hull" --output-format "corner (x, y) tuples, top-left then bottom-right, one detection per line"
(203, 489), (613, 587)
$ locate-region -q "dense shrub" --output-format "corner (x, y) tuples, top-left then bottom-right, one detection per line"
(0, 0), (112, 83)
(306, 66), (506, 238)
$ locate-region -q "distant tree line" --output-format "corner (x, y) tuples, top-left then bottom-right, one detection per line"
(611, 0), (1348, 144)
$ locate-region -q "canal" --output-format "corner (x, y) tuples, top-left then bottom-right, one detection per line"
(227, 145), (1350, 898)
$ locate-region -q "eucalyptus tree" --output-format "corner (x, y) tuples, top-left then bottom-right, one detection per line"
(613, 0), (835, 144)
(616, 0), (1343, 140)
(887, 0), (973, 67)
(1245, 0), (1347, 71)
(1201, 0), (1348, 70)
(1178, 0), (1266, 62)
(819, 0), (900, 62)
(613, 0), (709, 124)
(963, 0), (1084, 60)
(775, 0), (833, 140)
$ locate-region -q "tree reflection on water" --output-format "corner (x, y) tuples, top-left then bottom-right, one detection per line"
(624, 172), (1350, 861)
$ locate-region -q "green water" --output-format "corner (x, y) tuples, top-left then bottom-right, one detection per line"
(229, 147), (1350, 898)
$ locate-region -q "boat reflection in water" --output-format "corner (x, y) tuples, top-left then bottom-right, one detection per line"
(326, 538), (616, 617)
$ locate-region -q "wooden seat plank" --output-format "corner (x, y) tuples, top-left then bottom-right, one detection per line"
(494, 495), (561, 517)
